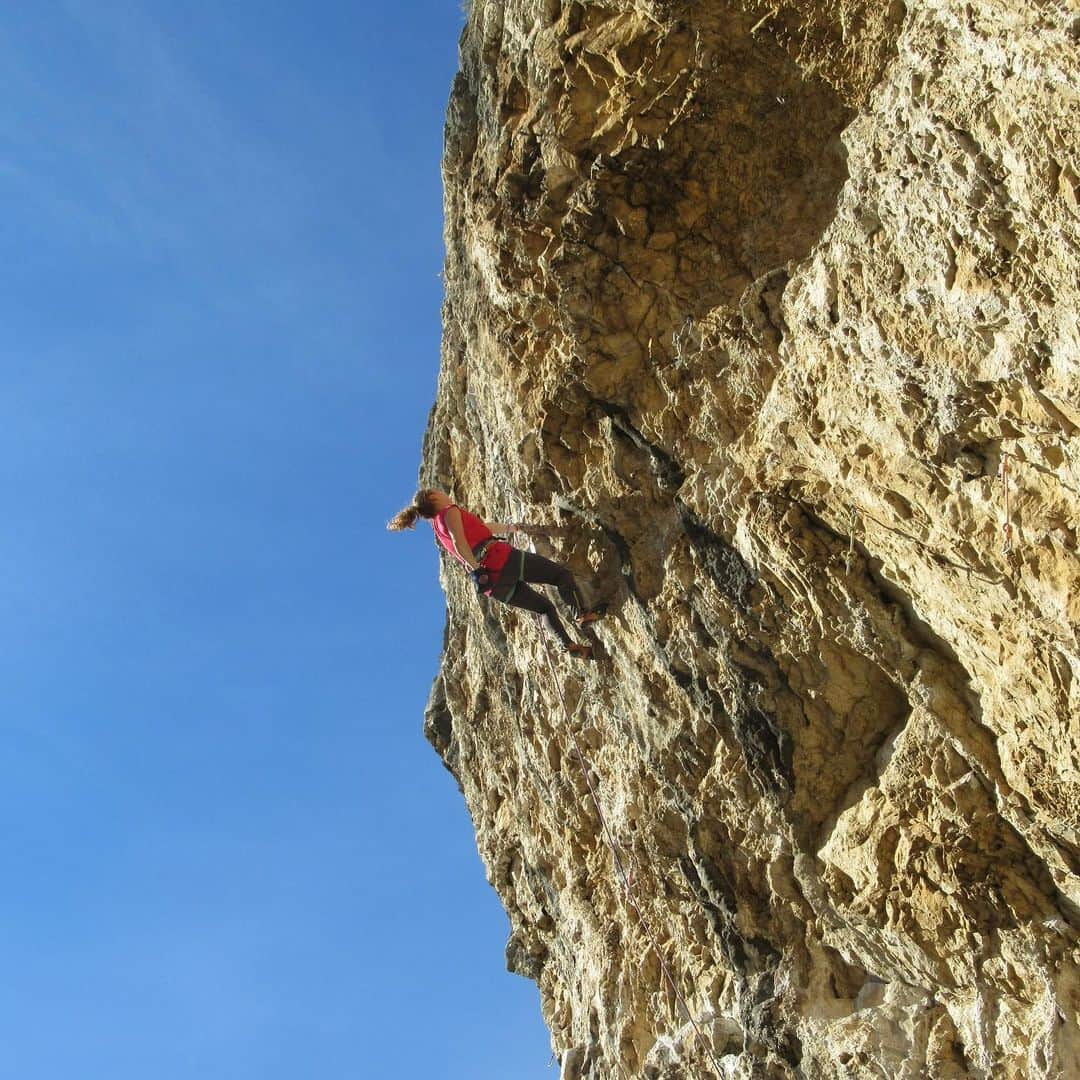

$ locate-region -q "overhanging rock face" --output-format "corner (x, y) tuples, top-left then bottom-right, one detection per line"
(423, 2), (1080, 1076)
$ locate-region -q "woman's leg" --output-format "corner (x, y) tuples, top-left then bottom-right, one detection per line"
(496, 580), (573, 647)
(517, 550), (587, 617)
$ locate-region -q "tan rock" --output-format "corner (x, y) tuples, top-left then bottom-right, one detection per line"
(424, 1), (1080, 1076)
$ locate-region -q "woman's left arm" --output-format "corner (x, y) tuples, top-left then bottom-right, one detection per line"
(445, 507), (480, 569)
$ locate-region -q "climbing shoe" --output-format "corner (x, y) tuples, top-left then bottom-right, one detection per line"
(575, 603), (607, 627)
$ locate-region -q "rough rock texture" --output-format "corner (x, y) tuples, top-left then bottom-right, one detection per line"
(423, 1), (1080, 1076)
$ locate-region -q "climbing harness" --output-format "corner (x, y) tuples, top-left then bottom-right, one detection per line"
(540, 639), (725, 1080)
(489, 546), (525, 604)
(469, 562), (499, 595)
(469, 537), (522, 601)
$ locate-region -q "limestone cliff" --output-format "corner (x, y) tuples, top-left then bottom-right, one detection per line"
(422, 1), (1080, 1076)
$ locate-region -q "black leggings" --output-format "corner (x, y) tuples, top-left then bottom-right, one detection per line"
(493, 550), (585, 647)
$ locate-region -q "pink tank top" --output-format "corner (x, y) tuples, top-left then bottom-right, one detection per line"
(432, 506), (511, 574)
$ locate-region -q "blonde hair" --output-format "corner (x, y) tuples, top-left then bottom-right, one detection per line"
(387, 489), (440, 531)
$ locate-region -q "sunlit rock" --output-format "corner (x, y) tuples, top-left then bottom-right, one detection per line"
(424, 1), (1080, 1075)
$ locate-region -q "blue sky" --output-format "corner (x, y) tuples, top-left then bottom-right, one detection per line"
(0, 3), (553, 1077)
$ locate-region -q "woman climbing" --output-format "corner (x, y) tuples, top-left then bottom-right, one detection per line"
(388, 489), (601, 658)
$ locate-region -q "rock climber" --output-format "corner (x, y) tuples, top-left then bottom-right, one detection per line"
(388, 489), (601, 658)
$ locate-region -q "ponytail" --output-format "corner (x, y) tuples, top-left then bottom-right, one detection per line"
(387, 506), (419, 531)
(387, 489), (441, 532)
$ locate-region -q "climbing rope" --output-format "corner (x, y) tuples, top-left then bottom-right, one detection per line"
(539, 638), (725, 1079)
